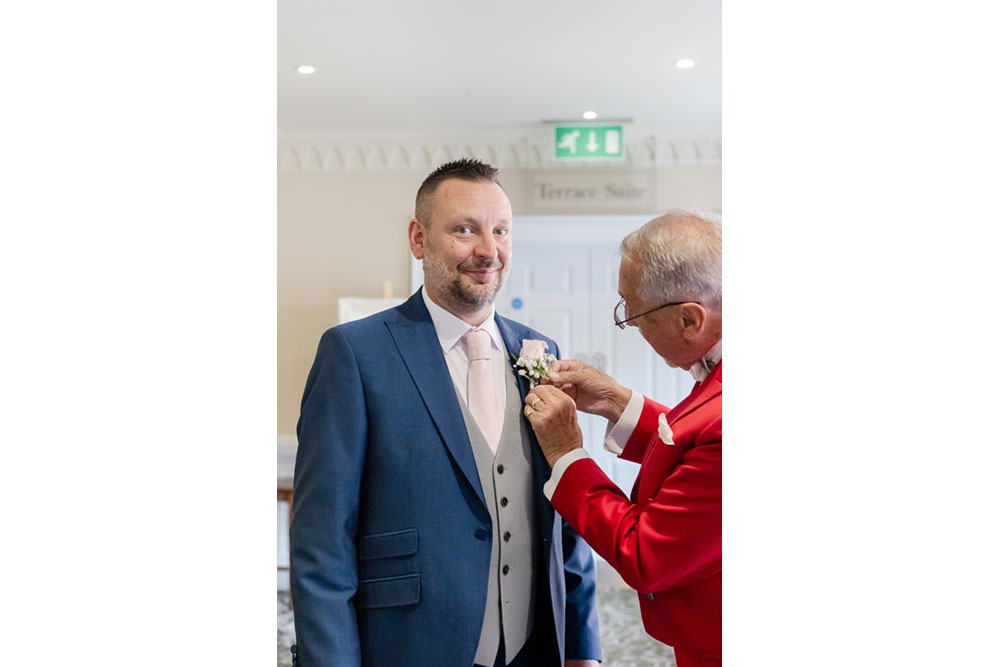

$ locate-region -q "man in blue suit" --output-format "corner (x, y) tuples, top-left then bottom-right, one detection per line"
(290, 159), (602, 667)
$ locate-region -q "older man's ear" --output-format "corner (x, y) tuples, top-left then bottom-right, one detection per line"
(679, 302), (707, 337)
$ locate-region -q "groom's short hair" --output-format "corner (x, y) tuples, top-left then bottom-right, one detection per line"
(415, 159), (502, 226)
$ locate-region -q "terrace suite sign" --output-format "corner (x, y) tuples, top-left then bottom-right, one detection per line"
(529, 171), (654, 210)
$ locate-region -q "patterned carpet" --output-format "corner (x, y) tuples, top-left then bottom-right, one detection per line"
(277, 587), (675, 666)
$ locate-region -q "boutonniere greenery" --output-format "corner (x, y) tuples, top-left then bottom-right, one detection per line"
(511, 339), (557, 389)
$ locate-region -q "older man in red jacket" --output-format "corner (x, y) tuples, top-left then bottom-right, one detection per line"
(523, 209), (722, 667)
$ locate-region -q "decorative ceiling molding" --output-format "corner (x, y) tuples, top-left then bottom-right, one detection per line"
(277, 133), (721, 172)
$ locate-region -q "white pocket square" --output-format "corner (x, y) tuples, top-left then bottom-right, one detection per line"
(657, 413), (675, 446)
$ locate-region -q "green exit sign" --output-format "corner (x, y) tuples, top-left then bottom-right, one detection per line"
(554, 125), (623, 159)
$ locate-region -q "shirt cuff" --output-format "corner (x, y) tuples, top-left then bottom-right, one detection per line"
(603, 389), (643, 455)
(543, 448), (592, 500)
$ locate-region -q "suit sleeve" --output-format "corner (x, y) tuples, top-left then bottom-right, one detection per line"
(549, 340), (603, 661)
(560, 516), (602, 660)
(290, 327), (367, 666)
(551, 401), (721, 595)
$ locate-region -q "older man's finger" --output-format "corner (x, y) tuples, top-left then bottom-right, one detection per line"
(525, 388), (541, 407)
(532, 384), (570, 404)
(547, 359), (594, 383)
(547, 359), (585, 375)
(530, 384), (555, 399)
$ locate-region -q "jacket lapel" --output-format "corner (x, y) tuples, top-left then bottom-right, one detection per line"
(495, 314), (556, 541)
(495, 315), (531, 403)
(386, 290), (486, 508)
(668, 361), (722, 426)
(631, 361), (722, 501)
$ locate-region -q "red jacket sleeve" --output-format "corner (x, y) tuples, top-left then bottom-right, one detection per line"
(619, 396), (673, 464)
(550, 407), (721, 595)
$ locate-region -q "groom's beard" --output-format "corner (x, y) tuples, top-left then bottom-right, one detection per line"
(423, 249), (508, 315)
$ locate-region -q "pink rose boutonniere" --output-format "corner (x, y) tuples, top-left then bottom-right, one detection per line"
(512, 339), (557, 388)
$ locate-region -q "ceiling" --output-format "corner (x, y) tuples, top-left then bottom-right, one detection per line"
(278, 0), (720, 135)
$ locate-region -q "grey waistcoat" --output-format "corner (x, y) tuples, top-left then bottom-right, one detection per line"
(457, 361), (541, 666)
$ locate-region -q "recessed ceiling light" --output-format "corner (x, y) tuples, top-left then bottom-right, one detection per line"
(675, 58), (695, 69)
(297, 65), (316, 74)
(582, 111), (597, 120)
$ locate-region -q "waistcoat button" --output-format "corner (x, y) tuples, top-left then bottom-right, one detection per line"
(500, 497), (508, 507)
(497, 464), (505, 474)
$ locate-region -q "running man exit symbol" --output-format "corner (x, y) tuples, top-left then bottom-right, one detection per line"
(557, 129), (580, 154)
(554, 125), (623, 159)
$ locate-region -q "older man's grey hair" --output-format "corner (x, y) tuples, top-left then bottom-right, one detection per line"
(620, 209), (722, 310)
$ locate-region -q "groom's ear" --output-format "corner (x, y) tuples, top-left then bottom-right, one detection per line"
(408, 217), (426, 260)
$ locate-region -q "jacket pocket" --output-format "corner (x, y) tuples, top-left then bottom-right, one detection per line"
(358, 528), (418, 560)
(355, 573), (420, 609)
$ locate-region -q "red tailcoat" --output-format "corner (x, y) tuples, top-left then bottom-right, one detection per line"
(550, 362), (721, 656)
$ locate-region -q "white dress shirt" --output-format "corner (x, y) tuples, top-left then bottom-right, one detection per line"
(543, 340), (722, 499)
(421, 289), (508, 419)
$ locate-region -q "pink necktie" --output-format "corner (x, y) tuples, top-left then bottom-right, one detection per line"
(465, 329), (502, 453)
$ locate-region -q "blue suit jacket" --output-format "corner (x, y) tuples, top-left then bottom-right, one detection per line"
(290, 289), (601, 666)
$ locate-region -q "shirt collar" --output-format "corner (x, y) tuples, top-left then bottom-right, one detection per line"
(421, 287), (502, 353)
(690, 339), (722, 383)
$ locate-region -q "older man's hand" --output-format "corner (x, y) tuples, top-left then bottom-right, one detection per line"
(524, 384), (585, 467)
(544, 359), (631, 422)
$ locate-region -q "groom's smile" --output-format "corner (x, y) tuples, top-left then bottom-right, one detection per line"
(460, 262), (502, 283)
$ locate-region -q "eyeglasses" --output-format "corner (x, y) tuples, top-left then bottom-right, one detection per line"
(613, 297), (701, 329)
